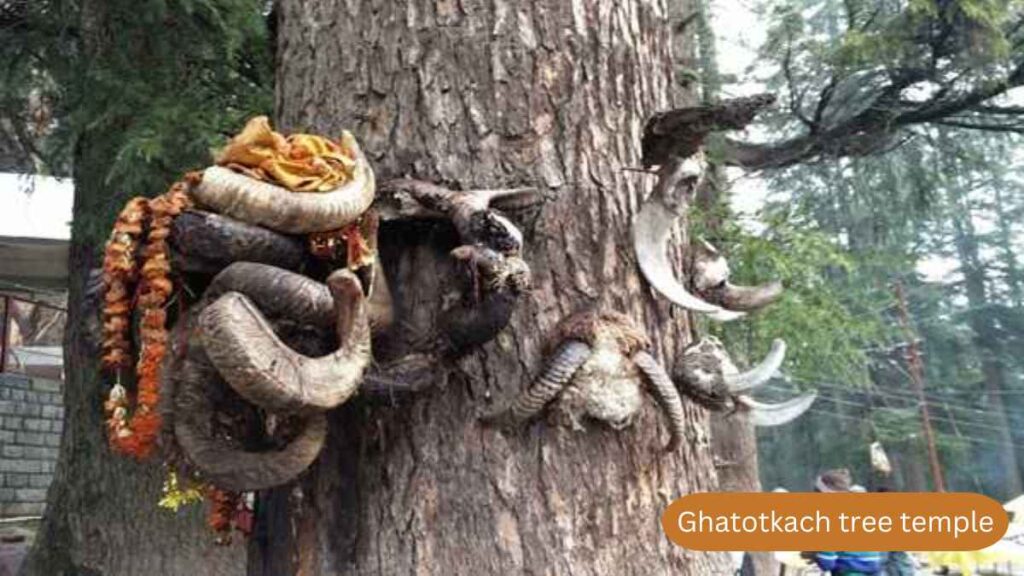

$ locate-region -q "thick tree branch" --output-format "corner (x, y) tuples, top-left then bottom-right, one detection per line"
(722, 60), (1024, 169)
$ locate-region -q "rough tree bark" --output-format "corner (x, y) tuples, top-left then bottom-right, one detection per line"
(259, 0), (728, 574)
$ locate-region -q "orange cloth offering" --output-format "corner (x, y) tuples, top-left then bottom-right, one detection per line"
(216, 116), (356, 192)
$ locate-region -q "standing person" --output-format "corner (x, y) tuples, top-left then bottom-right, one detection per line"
(801, 469), (884, 575)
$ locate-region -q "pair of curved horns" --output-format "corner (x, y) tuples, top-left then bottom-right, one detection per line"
(483, 339), (688, 452)
(200, 267), (372, 414)
(633, 158), (782, 322)
(191, 131), (375, 234)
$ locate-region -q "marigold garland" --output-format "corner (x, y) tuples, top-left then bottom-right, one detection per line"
(101, 197), (149, 371)
(102, 182), (192, 459)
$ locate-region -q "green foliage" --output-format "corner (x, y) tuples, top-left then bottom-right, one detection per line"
(692, 203), (892, 386)
(0, 0), (273, 246)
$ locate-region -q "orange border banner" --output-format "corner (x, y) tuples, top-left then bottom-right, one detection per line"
(661, 492), (1008, 551)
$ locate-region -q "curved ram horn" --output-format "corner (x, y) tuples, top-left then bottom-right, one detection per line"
(481, 340), (591, 426)
(735, 392), (817, 427)
(723, 339), (787, 393)
(633, 159), (745, 322)
(200, 268), (371, 413)
(631, 350), (687, 452)
(204, 262), (334, 327)
(170, 210), (307, 274)
(203, 261), (394, 336)
(171, 325), (327, 492)
(691, 239), (784, 313)
(191, 131), (375, 234)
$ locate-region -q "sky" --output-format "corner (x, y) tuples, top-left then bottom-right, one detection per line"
(711, 0), (774, 224)
(0, 173), (73, 240)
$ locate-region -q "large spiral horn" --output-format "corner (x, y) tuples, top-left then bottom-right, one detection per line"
(171, 319), (328, 492)
(200, 268), (371, 414)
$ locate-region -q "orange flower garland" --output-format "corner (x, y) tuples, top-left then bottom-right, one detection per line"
(103, 182), (192, 459)
(101, 198), (149, 371)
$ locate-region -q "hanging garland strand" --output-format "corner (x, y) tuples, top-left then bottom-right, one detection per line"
(101, 197), (149, 371)
(103, 181), (193, 459)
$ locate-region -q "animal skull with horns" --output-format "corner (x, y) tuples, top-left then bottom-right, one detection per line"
(482, 310), (690, 452)
(675, 337), (817, 427)
(634, 95), (783, 322)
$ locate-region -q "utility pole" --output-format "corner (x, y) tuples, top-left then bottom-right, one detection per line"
(892, 281), (946, 492)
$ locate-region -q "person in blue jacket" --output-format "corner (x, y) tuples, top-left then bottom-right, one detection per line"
(801, 469), (884, 575)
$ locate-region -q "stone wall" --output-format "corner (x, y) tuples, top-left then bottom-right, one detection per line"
(0, 373), (63, 517)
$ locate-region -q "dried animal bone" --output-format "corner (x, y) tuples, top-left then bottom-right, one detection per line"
(377, 178), (541, 354)
(675, 336), (815, 426)
(440, 245), (531, 353)
(483, 310), (689, 451)
(376, 179), (542, 254)
(690, 240), (783, 312)
(642, 94), (775, 169)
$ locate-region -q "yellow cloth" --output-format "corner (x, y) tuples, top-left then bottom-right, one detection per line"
(216, 116), (356, 192)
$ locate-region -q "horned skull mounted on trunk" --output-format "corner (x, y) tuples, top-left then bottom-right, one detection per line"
(482, 311), (815, 449)
(675, 337), (816, 427)
(482, 310), (690, 452)
(634, 95), (783, 322)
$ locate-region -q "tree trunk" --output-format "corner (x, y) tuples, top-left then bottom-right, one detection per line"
(20, 121), (246, 576)
(21, 2), (247, 574)
(260, 0), (728, 574)
(946, 162), (1024, 499)
(711, 416), (775, 575)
